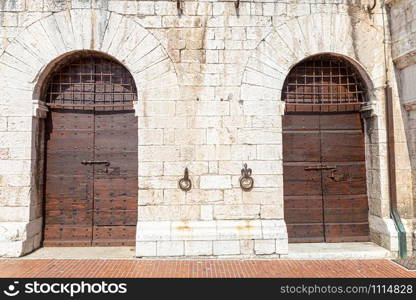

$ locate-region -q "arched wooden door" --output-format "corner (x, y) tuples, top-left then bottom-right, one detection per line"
(43, 53), (138, 246)
(282, 55), (370, 243)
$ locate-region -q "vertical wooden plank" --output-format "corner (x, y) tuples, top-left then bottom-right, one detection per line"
(283, 113), (325, 243)
(44, 109), (94, 246)
(93, 111), (138, 246)
(320, 112), (369, 242)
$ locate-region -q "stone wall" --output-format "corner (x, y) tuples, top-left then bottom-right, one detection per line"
(388, 0), (416, 254)
(0, 0), (412, 257)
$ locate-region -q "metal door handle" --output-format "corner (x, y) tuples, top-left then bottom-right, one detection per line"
(81, 160), (110, 166)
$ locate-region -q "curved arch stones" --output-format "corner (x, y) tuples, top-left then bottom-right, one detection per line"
(240, 13), (399, 253)
(0, 9), (179, 257)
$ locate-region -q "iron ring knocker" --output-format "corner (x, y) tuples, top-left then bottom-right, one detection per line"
(179, 167), (192, 192)
(240, 163), (254, 192)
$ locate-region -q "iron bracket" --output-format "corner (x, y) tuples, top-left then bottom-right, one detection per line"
(177, 0), (182, 15)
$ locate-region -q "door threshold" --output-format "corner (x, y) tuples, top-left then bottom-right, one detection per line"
(283, 242), (392, 260)
(21, 247), (136, 260)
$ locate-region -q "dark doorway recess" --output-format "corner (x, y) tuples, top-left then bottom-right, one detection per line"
(42, 53), (138, 246)
(282, 55), (370, 243)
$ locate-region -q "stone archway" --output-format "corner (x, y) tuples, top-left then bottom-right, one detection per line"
(240, 13), (398, 252)
(0, 9), (179, 257)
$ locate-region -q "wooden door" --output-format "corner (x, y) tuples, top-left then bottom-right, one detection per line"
(319, 113), (369, 242)
(93, 111), (138, 246)
(43, 110), (95, 246)
(43, 54), (138, 246)
(283, 112), (369, 243)
(283, 113), (325, 242)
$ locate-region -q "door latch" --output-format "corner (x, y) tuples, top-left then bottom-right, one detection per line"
(81, 160), (110, 166)
(81, 160), (111, 173)
(304, 165), (337, 171)
(328, 170), (348, 182)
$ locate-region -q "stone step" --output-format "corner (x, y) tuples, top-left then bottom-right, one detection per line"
(283, 242), (393, 260)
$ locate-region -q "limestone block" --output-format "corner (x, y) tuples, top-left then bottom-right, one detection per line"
(185, 241), (213, 256)
(194, 145), (231, 161)
(196, 101), (230, 116)
(163, 189), (186, 205)
(206, 50), (219, 63)
(136, 221), (171, 241)
(138, 129), (163, 145)
(255, 239), (276, 254)
(8, 148), (31, 160)
(216, 220), (262, 240)
(155, 2), (177, 15)
(230, 145), (257, 161)
(6, 117), (32, 132)
(276, 238), (289, 255)
(163, 162), (208, 176)
(138, 117), (187, 129)
(208, 161), (219, 174)
(26, 0), (44, 11)
(240, 239), (254, 255)
(138, 190), (164, 206)
(138, 146), (181, 162)
(1, 187), (31, 206)
(0, 117), (6, 131)
(369, 215), (399, 251)
(137, 206), (180, 221)
(185, 190), (223, 204)
(0, 207), (30, 222)
(174, 129), (206, 145)
(157, 241), (184, 256)
(162, 129), (174, 145)
(138, 162), (163, 176)
(179, 146), (195, 161)
(223, 189), (243, 204)
(0, 132), (32, 148)
(257, 145), (282, 160)
(261, 204), (282, 219)
(200, 175), (231, 190)
(181, 50), (205, 63)
(136, 242), (157, 257)
(237, 129), (282, 145)
(261, 219), (288, 240)
(213, 240), (240, 255)
(138, 176), (178, 189)
(219, 161), (281, 175)
(138, 2), (155, 15)
(242, 188), (283, 205)
(0, 241), (25, 257)
(214, 205), (260, 220)
(207, 128), (237, 145)
(252, 175), (281, 188)
(0, 219), (42, 242)
(201, 205), (214, 220)
(171, 221), (217, 241)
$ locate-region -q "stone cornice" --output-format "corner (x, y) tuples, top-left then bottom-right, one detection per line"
(385, 0), (400, 6)
(393, 49), (416, 70)
(32, 100), (49, 119)
(402, 100), (416, 111)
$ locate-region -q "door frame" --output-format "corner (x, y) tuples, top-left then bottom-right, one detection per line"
(282, 110), (370, 243)
(36, 52), (140, 248)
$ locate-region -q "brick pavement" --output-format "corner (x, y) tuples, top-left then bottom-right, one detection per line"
(0, 259), (414, 278)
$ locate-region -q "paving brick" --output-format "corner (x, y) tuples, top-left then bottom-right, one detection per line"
(0, 259), (414, 278)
